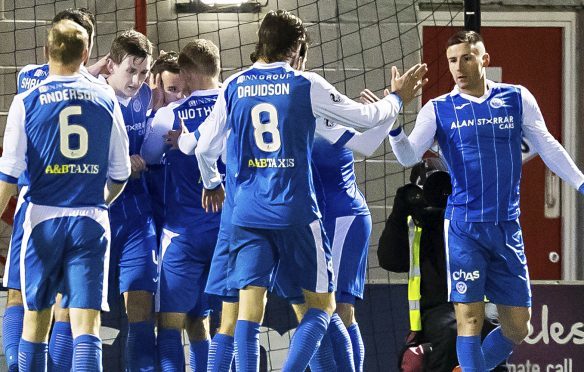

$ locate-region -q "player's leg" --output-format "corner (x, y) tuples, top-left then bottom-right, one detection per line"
(229, 226), (277, 372)
(18, 206), (68, 371)
(186, 315), (211, 372)
(481, 219), (531, 370)
(3, 290), (24, 371)
(157, 312), (187, 372)
(329, 214), (372, 372)
(48, 295), (73, 372)
(279, 220), (335, 372)
(63, 211), (112, 372)
(117, 215), (158, 372)
(446, 220), (490, 372)
(3, 191), (27, 371)
(205, 228), (238, 372)
(208, 300), (238, 372)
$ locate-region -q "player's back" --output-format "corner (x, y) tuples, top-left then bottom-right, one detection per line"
(163, 89), (222, 233)
(224, 61), (319, 229)
(432, 83), (523, 222)
(312, 135), (368, 218)
(19, 74), (121, 208)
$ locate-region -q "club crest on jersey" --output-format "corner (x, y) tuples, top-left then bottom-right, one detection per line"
(34, 69), (47, 77)
(133, 99), (142, 112)
(330, 93), (341, 103)
(489, 97), (509, 109)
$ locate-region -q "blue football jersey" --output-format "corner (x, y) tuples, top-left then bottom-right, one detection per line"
(0, 74), (130, 207)
(433, 84), (523, 222)
(195, 61), (402, 229)
(109, 83), (153, 217)
(152, 89), (223, 233)
(312, 136), (369, 218)
(17, 64), (49, 93)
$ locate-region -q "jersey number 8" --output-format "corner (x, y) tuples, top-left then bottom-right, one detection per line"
(59, 105), (89, 159)
(251, 103), (281, 152)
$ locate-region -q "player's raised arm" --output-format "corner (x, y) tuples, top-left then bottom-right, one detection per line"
(309, 63), (427, 130)
(194, 90), (228, 190)
(105, 100), (131, 205)
(0, 95), (26, 213)
(388, 100), (438, 167)
(520, 86), (584, 193)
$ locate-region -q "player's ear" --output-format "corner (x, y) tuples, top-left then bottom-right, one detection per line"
(82, 47), (89, 65)
(482, 52), (490, 68)
(106, 58), (115, 74)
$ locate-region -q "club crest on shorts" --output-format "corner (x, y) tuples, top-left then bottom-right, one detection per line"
(456, 282), (467, 294)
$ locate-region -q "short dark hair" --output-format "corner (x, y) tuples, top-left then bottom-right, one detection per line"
(47, 20), (88, 65)
(109, 30), (153, 65)
(251, 10), (307, 63)
(151, 51), (180, 76)
(447, 30), (484, 48)
(178, 39), (220, 77)
(52, 8), (95, 45)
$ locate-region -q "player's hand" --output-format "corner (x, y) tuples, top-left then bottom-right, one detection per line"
(130, 154), (147, 178)
(150, 73), (165, 112)
(86, 53), (110, 77)
(164, 130), (181, 149)
(360, 88), (390, 105)
(202, 185), (225, 213)
(391, 63), (428, 105)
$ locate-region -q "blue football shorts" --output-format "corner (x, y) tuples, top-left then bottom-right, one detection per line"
(156, 227), (218, 316)
(229, 219), (335, 295)
(21, 203), (110, 311)
(205, 223), (239, 302)
(445, 219), (531, 307)
(109, 213), (158, 294)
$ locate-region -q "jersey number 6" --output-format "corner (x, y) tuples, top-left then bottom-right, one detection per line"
(59, 105), (89, 159)
(251, 103), (281, 152)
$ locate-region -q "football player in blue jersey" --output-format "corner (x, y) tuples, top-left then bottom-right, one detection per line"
(2, 8), (103, 372)
(105, 30), (157, 372)
(389, 30), (584, 372)
(194, 10), (427, 372)
(144, 51), (184, 240)
(142, 39), (222, 372)
(0, 20), (131, 371)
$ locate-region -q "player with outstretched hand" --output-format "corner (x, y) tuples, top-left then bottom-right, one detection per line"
(194, 9), (427, 372)
(388, 30), (584, 372)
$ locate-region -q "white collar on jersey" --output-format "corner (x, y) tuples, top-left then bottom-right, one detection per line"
(450, 79), (498, 104)
(188, 88), (221, 97)
(251, 61), (293, 71)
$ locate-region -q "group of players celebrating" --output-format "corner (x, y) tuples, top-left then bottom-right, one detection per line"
(1, 5), (583, 372)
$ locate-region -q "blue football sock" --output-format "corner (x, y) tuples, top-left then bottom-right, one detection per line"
(308, 331), (336, 371)
(48, 321), (73, 372)
(157, 328), (184, 372)
(208, 333), (235, 372)
(329, 314), (355, 372)
(126, 320), (155, 372)
(347, 323), (365, 372)
(18, 339), (48, 372)
(3, 305), (24, 371)
(189, 338), (210, 371)
(482, 327), (515, 370)
(234, 320), (260, 372)
(457, 335), (486, 372)
(283, 308), (330, 372)
(72, 334), (102, 372)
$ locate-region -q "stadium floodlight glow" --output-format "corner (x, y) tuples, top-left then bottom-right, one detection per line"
(176, 0), (262, 13)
